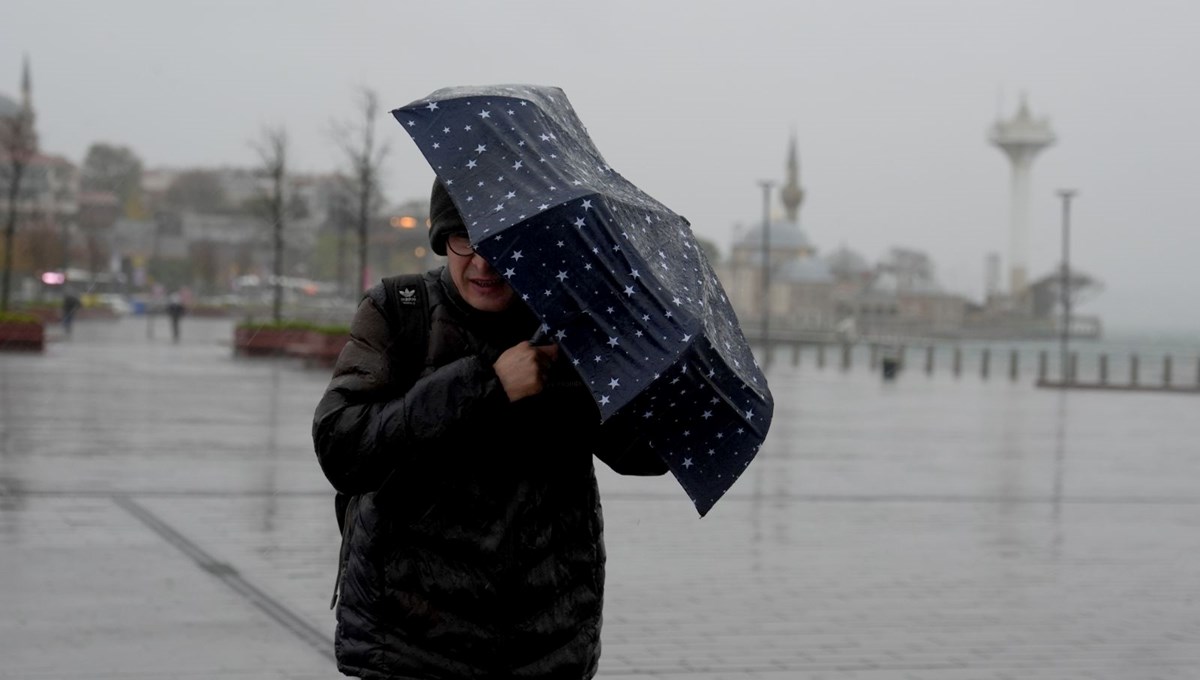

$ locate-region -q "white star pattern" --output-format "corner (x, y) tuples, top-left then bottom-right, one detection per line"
(394, 88), (771, 516)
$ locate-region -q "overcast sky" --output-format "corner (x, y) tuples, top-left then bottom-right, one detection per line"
(4, 0), (1198, 334)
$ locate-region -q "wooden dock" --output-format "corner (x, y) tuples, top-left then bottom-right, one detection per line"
(754, 338), (1200, 393)
(1036, 381), (1200, 394)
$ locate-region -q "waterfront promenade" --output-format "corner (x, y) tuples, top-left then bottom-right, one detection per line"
(2, 316), (1198, 679)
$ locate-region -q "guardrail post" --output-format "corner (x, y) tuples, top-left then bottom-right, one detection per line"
(1099, 354), (1108, 385)
(1038, 351), (1047, 382)
(925, 346), (934, 375)
(981, 348), (991, 379)
(841, 343), (851, 372)
(953, 347), (962, 378)
(1009, 349), (1019, 381)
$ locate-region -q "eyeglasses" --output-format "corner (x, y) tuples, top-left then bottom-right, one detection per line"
(446, 233), (475, 257)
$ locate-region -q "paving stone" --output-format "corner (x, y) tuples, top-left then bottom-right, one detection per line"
(2, 317), (1199, 679)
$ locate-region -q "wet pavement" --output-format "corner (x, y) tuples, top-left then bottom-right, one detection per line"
(2, 316), (1199, 679)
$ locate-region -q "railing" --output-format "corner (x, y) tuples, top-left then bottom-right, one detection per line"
(756, 340), (1200, 394)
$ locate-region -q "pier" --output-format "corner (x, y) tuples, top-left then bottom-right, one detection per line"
(754, 336), (1200, 393)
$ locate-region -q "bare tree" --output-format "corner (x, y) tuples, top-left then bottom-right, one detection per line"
(81, 143), (143, 213)
(333, 88), (388, 295)
(164, 169), (228, 213)
(1, 103), (36, 312)
(252, 126), (288, 323)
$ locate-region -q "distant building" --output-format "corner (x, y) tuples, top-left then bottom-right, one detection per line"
(727, 135), (836, 336)
(989, 96), (1055, 296)
(1, 57), (81, 286)
(844, 248), (966, 337)
(727, 137), (969, 340)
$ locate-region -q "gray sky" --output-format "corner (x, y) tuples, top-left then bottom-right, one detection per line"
(4, 0), (1198, 334)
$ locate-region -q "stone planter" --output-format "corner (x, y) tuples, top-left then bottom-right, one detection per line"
(233, 326), (309, 356)
(294, 330), (350, 368)
(0, 320), (46, 352)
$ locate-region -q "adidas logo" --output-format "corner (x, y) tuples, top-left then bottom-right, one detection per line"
(398, 288), (418, 305)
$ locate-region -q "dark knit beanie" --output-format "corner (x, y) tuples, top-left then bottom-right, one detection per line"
(428, 179), (466, 256)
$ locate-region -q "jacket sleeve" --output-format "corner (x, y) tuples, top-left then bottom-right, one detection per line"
(593, 440), (670, 477)
(311, 297), (509, 495)
(590, 411), (670, 477)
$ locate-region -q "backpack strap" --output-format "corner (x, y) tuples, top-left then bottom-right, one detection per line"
(378, 273), (431, 389)
(331, 273), (432, 610)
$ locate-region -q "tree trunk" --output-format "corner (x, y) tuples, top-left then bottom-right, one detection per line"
(272, 179), (285, 324)
(357, 175), (369, 294)
(1, 161), (25, 312)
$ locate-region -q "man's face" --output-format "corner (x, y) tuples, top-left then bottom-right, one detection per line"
(446, 233), (516, 312)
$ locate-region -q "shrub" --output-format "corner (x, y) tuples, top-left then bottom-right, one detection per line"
(236, 319), (349, 335)
(0, 311), (41, 325)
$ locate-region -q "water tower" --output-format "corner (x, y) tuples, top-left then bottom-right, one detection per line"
(989, 96), (1055, 295)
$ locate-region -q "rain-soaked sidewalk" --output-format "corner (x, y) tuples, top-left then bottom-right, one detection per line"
(2, 316), (1199, 679)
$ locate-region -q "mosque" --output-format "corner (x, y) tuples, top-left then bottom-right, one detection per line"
(1, 57), (80, 287)
(724, 137), (967, 341)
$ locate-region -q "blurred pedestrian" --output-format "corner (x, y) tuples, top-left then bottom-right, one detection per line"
(167, 292), (185, 342)
(61, 290), (82, 336)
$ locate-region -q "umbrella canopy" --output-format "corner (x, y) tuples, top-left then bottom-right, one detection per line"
(392, 85), (772, 516)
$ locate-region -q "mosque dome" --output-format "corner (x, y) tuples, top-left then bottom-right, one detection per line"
(777, 256), (834, 284)
(736, 218), (813, 252)
(824, 245), (871, 278)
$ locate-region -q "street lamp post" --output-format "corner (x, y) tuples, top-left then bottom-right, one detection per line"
(146, 216), (162, 339)
(1056, 189), (1077, 384)
(757, 180), (774, 363)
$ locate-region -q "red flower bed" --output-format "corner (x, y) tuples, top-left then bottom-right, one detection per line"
(233, 325), (349, 367)
(0, 320), (46, 352)
(234, 326), (309, 356)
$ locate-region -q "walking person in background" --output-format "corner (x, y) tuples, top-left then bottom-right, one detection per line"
(61, 289), (81, 337)
(313, 180), (665, 680)
(166, 291), (185, 342)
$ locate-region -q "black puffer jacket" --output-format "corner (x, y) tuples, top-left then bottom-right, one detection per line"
(313, 268), (665, 680)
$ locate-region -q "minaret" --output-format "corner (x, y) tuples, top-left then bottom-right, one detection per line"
(20, 55), (31, 110)
(18, 54), (37, 152)
(989, 95), (1055, 295)
(779, 132), (804, 222)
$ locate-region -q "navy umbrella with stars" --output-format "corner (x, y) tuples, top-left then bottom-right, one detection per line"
(393, 84), (773, 516)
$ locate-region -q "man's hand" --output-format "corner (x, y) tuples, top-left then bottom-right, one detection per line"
(493, 341), (560, 402)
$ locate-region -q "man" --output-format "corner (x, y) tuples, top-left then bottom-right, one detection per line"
(61, 289), (81, 336)
(313, 180), (666, 679)
(166, 291), (185, 342)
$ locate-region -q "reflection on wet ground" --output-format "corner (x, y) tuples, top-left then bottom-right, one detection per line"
(2, 317), (1199, 678)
